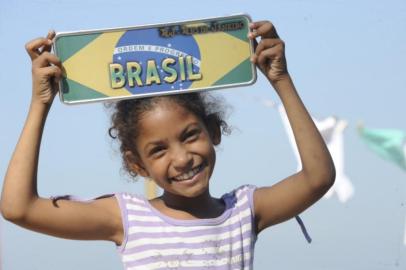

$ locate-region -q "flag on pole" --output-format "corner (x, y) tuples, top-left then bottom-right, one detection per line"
(358, 127), (406, 245)
(277, 104), (354, 203)
(358, 127), (406, 171)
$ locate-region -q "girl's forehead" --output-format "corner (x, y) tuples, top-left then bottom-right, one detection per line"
(138, 101), (201, 134)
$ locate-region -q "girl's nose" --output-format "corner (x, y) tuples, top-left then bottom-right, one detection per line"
(171, 145), (193, 172)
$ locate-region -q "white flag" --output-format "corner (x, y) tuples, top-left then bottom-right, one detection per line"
(277, 104), (354, 203)
(404, 216), (406, 246)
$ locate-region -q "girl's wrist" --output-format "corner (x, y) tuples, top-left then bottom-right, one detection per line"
(269, 73), (294, 92)
(29, 99), (52, 117)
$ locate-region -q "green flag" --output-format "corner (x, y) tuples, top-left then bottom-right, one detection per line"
(358, 127), (406, 170)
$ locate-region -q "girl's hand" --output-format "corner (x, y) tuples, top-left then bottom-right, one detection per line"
(248, 21), (289, 84)
(25, 30), (62, 105)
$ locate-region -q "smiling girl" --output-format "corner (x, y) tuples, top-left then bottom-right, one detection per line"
(1, 20), (335, 269)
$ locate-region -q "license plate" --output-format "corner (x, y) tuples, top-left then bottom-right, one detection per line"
(54, 14), (257, 104)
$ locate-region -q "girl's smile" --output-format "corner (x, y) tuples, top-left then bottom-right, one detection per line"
(169, 161), (206, 182)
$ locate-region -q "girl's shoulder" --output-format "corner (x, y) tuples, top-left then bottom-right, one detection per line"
(115, 192), (146, 203)
(225, 184), (257, 197)
(222, 184), (257, 211)
(114, 192), (150, 214)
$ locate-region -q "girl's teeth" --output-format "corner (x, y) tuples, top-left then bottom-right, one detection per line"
(174, 165), (202, 181)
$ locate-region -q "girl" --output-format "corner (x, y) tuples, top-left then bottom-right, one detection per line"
(1, 21), (335, 269)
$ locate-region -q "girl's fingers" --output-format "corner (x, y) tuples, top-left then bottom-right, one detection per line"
(25, 37), (52, 60)
(257, 46), (282, 68)
(41, 30), (56, 53)
(38, 65), (62, 80)
(32, 51), (62, 69)
(25, 30), (55, 60)
(249, 21), (279, 39)
(254, 38), (284, 58)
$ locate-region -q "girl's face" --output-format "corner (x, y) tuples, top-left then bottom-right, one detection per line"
(131, 101), (218, 198)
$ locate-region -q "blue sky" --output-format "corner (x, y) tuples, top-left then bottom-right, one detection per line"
(0, 0), (405, 269)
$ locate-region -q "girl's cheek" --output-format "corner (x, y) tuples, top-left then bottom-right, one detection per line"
(151, 158), (170, 174)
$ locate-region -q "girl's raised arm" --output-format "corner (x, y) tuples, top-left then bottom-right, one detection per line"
(248, 21), (336, 234)
(0, 32), (123, 244)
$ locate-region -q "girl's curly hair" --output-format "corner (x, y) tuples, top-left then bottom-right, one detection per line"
(108, 92), (231, 179)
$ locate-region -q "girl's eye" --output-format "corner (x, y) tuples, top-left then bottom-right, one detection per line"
(149, 146), (166, 157)
(184, 129), (201, 142)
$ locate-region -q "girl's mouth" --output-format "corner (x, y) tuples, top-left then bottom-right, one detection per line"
(170, 162), (206, 182)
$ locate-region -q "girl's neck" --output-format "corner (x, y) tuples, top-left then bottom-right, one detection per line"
(160, 189), (224, 219)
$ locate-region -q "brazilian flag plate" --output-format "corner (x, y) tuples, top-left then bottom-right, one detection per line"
(54, 14), (257, 104)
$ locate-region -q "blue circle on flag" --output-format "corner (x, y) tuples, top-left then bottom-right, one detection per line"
(113, 28), (201, 94)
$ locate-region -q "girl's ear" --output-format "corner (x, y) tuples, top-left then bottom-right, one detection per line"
(125, 151), (149, 177)
(206, 115), (221, 146)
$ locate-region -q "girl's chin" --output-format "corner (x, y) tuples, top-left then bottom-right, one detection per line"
(173, 181), (209, 198)
(173, 181), (210, 198)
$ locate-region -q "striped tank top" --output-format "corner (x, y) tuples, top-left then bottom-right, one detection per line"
(115, 185), (257, 270)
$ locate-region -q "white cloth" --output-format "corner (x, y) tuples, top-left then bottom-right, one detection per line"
(404, 215), (406, 246)
(404, 143), (406, 246)
(278, 105), (354, 203)
(404, 142), (406, 168)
